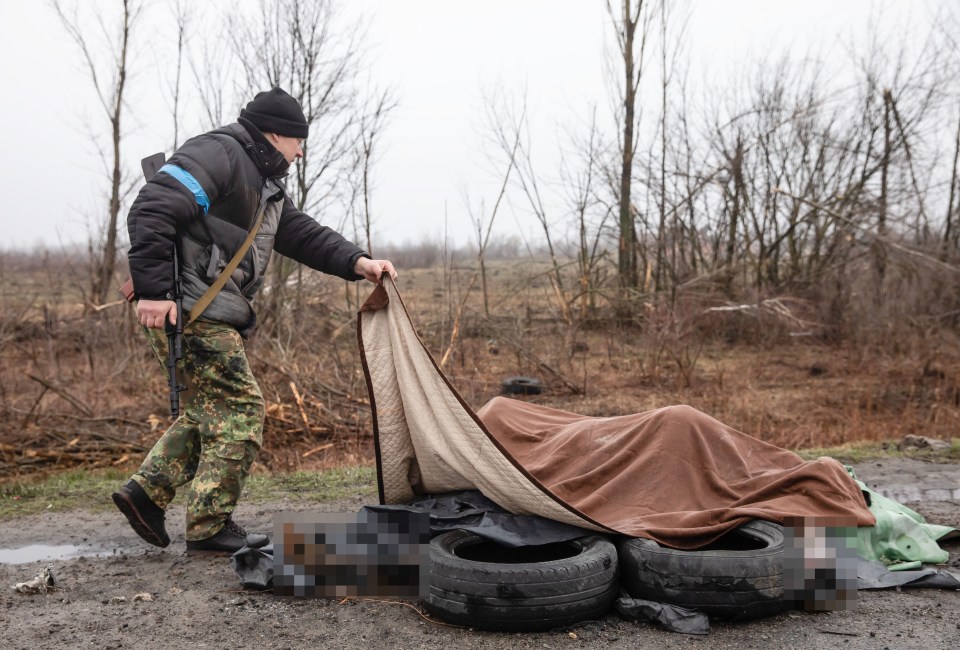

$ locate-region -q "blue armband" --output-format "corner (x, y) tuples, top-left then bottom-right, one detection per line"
(159, 164), (211, 214)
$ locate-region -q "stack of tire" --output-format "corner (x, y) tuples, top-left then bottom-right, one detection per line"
(424, 520), (788, 630)
(615, 520), (788, 620)
(425, 531), (619, 632)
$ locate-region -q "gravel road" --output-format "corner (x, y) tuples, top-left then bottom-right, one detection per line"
(1, 457), (958, 649)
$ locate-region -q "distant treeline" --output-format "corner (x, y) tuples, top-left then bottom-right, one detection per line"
(44, 0), (960, 346)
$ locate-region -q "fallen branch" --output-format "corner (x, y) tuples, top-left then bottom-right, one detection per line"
(302, 443), (333, 458)
(89, 299), (127, 312)
(289, 381), (312, 434)
(25, 373), (93, 416)
(9, 407), (145, 428)
(703, 297), (820, 332)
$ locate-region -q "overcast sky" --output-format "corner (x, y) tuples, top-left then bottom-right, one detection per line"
(0, 0), (930, 252)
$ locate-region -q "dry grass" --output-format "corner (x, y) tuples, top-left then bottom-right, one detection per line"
(2, 255), (959, 481)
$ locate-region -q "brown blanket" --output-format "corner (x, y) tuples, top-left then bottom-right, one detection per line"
(478, 398), (875, 548)
(358, 278), (875, 549)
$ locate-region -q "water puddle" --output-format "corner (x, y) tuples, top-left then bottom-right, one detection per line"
(874, 486), (960, 503)
(0, 544), (115, 565)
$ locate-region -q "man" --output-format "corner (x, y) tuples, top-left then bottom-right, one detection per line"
(112, 87), (396, 553)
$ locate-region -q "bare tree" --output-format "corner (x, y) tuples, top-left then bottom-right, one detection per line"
(343, 86), (396, 311)
(230, 0), (362, 214)
(944, 107), (960, 257)
(354, 88), (398, 256)
(442, 140), (515, 368)
(226, 0), (371, 333)
(189, 22), (234, 131)
(652, 0), (689, 294)
(560, 107), (610, 321)
(167, 0), (190, 150)
(52, 0), (141, 308)
(501, 108), (574, 325)
(605, 0), (657, 309)
(475, 95), (524, 319)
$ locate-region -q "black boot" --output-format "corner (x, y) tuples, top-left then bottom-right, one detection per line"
(186, 518), (269, 552)
(112, 480), (170, 548)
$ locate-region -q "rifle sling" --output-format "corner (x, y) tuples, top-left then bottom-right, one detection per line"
(186, 199), (269, 326)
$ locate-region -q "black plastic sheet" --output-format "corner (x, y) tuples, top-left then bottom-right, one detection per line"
(857, 558), (960, 590)
(365, 490), (595, 547)
(231, 544), (273, 590)
(615, 593), (710, 635)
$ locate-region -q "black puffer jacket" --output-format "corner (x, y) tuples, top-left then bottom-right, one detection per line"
(127, 119), (367, 335)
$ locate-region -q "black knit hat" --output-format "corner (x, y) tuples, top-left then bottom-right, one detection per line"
(239, 87), (309, 139)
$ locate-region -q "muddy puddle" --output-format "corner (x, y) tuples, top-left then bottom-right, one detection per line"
(0, 543), (115, 565)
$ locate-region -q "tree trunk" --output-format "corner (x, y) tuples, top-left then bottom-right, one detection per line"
(615, 0), (645, 306)
(876, 89), (892, 298)
(944, 106), (960, 259)
(724, 136), (745, 297)
(93, 0), (131, 307)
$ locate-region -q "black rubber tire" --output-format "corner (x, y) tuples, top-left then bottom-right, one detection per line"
(425, 530), (619, 632)
(616, 520), (788, 620)
(501, 376), (543, 395)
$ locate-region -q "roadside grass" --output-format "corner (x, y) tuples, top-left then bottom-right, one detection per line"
(2, 440), (958, 521)
(243, 466), (377, 503)
(794, 438), (960, 463)
(0, 465), (377, 521)
(0, 468), (130, 520)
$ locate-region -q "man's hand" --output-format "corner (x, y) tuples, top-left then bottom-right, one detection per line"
(137, 299), (178, 329)
(354, 257), (398, 283)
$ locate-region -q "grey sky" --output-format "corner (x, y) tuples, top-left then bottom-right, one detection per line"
(0, 0), (925, 251)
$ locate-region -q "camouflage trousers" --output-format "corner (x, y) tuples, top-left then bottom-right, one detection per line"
(131, 320), (265, 541)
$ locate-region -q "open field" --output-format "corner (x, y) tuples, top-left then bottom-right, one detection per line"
(2, 255), (960, 479)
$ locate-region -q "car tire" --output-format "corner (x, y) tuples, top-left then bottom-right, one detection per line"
(501, 376), (543, 395)
(616, 520), (788, 620)
(425, 530), (619, 631)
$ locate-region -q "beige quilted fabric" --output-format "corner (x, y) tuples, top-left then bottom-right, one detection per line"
(358, 278), (601, 531)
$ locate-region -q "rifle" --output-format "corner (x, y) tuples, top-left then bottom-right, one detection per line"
(140, 152), (185, 417)
(165, 248), (186, 417)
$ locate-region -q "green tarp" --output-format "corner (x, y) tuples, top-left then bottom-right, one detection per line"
(848, 467), (958, 570)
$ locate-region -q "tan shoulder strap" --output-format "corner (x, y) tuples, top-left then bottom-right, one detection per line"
(186, 202), (269, 325)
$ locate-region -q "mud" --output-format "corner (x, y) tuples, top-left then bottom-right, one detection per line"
(1, 458), (958, 649)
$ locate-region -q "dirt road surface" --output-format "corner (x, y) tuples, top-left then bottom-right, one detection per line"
(1, 457), (958, 649)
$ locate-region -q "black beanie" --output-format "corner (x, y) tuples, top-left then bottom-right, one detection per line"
(239, 87), (309, 139)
